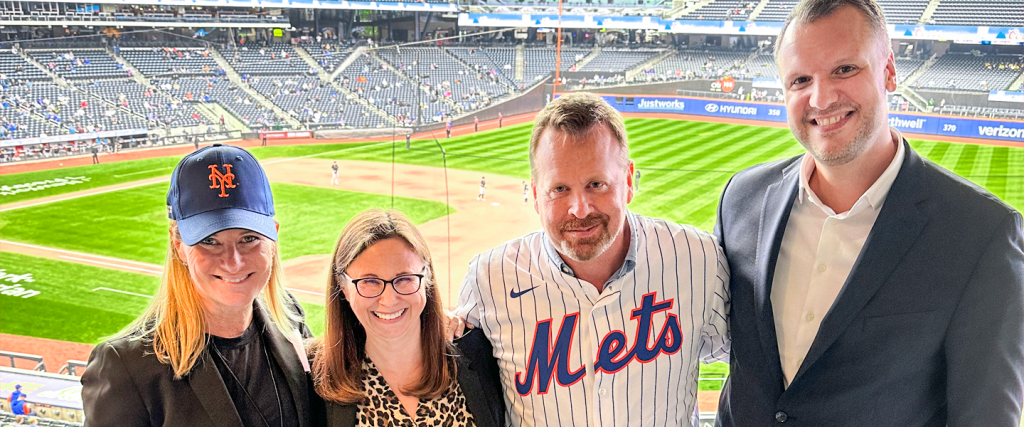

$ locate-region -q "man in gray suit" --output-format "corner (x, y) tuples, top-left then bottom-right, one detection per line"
(714, 0), (1024, 425)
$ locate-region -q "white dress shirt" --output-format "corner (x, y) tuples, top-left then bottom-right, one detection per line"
(771, 128), (906, 387)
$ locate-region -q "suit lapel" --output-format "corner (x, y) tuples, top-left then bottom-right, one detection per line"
(188, 351), (245, 427)
(755, 160), (801, 386)
(259, 305), (311, 427)
(457, 358), (496, 427)
(793, 143), (929, 382)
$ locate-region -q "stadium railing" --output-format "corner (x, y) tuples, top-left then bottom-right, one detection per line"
(0, 351), (45, 372)
(57, 360), (88, 377)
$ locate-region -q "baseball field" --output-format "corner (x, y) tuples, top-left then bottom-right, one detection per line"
(1, 116), (1021, 395)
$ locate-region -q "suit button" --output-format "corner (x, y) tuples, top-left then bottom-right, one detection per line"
(775, 411), (788, 423)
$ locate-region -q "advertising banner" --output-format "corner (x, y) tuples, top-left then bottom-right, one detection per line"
(1, 368), (83, 410)
(593, 95), (1023, 142)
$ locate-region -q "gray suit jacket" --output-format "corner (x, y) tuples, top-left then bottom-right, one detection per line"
(714, 142), (1024, 426)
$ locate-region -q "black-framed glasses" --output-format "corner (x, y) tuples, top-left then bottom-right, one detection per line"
(342, 272), (425, 298)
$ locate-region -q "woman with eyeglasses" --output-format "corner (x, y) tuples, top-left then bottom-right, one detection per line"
(308, 209), (504, 427)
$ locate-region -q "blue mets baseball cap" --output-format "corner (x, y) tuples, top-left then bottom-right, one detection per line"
(167, 144), (277, 246)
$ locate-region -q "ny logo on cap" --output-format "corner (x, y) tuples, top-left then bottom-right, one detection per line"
(208, 164), (237, 198)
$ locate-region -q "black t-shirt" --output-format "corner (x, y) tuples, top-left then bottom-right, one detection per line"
(209, 315), (298, 427)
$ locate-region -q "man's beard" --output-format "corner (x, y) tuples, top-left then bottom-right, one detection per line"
(555, 213), (613, 262)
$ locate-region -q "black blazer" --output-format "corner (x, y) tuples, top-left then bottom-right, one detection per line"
(714, 142), (1024, 426)
(310, 328), (505, 427)
(81, 304), (312, 427)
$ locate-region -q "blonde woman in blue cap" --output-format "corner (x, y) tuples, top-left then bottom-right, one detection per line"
(82, 144), (313, 427)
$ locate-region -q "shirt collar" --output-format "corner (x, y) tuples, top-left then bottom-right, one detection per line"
(542, 210), (639, 282)
(796, 126), (906, 215)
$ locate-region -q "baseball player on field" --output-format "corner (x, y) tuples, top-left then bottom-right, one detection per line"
(452, 92), (731, 427)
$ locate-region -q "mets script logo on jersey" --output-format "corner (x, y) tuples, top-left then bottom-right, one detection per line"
(208, 164), (237, 198)
(514, 292), (682, 395)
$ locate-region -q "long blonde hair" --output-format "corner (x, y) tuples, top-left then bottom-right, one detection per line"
(113, 221), (299, 379)
(310, 209), (456, 403)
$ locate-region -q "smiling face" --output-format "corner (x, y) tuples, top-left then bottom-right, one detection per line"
(777, 5), (897, 167)
(342, 236), (428, 344)
(174, 228), (275, 318)
(532, 124), (634, 263)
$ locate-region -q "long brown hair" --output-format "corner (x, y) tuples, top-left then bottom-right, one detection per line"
(310, 209), (456, 403)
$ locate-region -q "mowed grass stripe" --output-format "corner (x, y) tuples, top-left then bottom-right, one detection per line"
(0, 182), (451, 265)
(0, 251), (327, 343)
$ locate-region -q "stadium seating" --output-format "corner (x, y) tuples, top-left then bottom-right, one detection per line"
(523, 48), (592, 83)
(683, 0), (754, 21)
(155, 77), (287, 129)
(119, 47), (220, 78)
(336, 52), (451, 124)
(894, 58), (925, 85)
(446, 47), (519, 88)
(0, 51), (50, 82)
(1, 82), (147, 139)
(76, 79), (210, 128)
(755, 0), (929, 23)
(915, 53), (1023, 92)
(27, 49), (130, 81)
(248, 76), (387, 128)
(635, 49), (752, 82)
(0, 411), (83, 427)
(297, 40), (353, 72)
(876, 0), (930, 24)
(930, 0), (1024, 27)
(744, 53), (780, 80)
(227, 43), (304, 76)
(376, 47), (510, 114)
(578, 49), (661, 73)
(755, 0), (799, 22)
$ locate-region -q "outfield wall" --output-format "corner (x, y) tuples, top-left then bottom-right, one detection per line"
(593, 94), (1024, 143)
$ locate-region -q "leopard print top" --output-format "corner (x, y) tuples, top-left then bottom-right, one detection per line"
(356, 358), (476, 427)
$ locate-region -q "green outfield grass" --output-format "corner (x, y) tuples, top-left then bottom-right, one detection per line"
(0, 251), (326, 343)
(294, 118), (1023, 230)
(2, 117), (1020, 387)
(0, 182), (451, 265)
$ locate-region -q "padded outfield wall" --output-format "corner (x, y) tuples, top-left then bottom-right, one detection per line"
(582, 94), (1024, 144)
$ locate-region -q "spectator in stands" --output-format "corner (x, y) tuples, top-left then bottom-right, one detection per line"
(11, 392), (32, 416)
(81, 144), (314, 426)
(7, 384), (22, 404)
(715, 0), (1024, 425)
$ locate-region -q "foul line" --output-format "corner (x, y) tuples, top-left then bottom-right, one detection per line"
(0, 179), (170, 212)
(60, 255), (164, 275)
(285, 287), (325, 297)
(93, 287), (153, 298)
(113, 166), (175, 177)
(2, 141), (390, 212)
(1, 240), (163, 267)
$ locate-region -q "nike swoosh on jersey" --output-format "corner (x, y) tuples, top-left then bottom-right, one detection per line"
(510, 286), (538, 298)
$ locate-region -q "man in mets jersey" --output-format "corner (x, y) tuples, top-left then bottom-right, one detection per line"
(454, 92), (730, 427)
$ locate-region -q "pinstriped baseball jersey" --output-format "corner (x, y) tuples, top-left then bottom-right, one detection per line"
(455, 211), (731, 427)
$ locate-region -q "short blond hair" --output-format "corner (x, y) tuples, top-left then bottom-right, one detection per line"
(529, 92), (629, 176)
